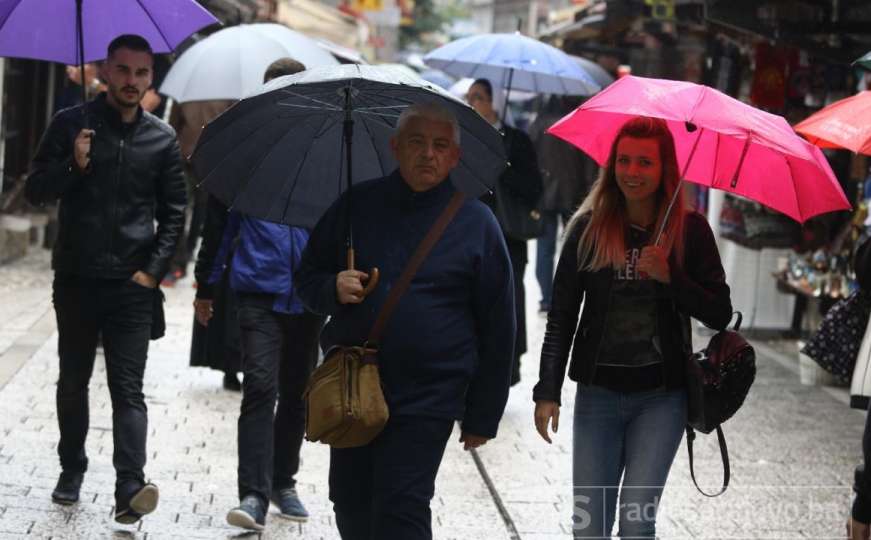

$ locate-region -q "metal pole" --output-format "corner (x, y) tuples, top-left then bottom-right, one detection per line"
(501, 68), (514, 125)
(76, 0), (88, 127)
(654, 125), (705, 246)
(343, 86), (355, 265)
(0, 58), (5, 196)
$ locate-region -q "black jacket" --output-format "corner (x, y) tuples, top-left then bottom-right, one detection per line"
(26, 93), (186, 281)
(533, 212), (733, 404)
(482, 124), (543, 263)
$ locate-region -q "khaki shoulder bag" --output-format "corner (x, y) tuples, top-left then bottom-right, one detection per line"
(303, 191), (466, 448)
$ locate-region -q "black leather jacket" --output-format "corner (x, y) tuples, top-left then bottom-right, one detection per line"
(533, 212), (733, 404)
(26, 94), (186, 281)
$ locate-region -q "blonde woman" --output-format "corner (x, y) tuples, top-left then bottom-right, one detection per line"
(533, 116), (732, 538)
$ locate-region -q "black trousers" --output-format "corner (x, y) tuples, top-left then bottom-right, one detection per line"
(236, 293), (323, 504)
(52, 273), (154, 494)
(329, 415), (454, 540)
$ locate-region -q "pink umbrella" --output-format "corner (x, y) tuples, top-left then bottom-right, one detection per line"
(548, 75), (850, 230)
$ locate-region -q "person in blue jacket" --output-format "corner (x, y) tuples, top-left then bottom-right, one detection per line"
(192, 58), (323, 531)
(296, 102), (516, 540)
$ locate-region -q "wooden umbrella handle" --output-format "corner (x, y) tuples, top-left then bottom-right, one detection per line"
(346, 248), (379, 297)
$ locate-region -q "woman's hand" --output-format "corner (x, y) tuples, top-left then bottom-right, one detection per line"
(534, 400), (560, 444)
(638, 245), (671, 283)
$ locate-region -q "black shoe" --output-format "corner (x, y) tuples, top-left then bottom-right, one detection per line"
(227, 494), (266, 531)
(51, 471), (84, 505)
(223, 372), (242, 392)
(114, 482), (159, 524)
(270, 487), (309, 522)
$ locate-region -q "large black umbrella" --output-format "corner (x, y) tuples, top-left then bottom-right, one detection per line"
(192, 64), (507, 291)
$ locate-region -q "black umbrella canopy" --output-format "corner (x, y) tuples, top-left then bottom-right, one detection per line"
(192, 64), (508, 228)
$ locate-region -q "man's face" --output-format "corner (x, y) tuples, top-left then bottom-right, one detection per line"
(390, 115), (461, 192)
(101, 47), (153, 109)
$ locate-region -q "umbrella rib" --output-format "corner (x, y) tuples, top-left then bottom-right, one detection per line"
(783, 155), (804, 222)
(277, 102), (343, 111)
(134, 0), (173, 50)
(277, 88), (343, 110)
(353, 105), (408, 111)
(355, 110), (402, 120)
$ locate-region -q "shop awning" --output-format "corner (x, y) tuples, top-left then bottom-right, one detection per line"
(276, 0), (364, 51)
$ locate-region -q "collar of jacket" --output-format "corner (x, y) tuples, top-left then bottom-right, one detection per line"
(389, 168), (456, 210)
(87, 92), (144, 130)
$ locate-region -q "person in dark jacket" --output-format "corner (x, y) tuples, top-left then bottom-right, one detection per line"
(296, 102), (515, 540)
(466, 78), (542, 386)
(532, 117), (732, 539)
(851, 409), (871, 540)
(192, 58), (323, 531)
(847, 235), (871, 540)
(527, 95), (596, 313)
(25, 35), (186, 524)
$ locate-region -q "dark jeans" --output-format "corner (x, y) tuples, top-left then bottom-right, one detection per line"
(535, 211), (558, 309)
(236, 293), (323, 504)
(329, 415), (454, 540)
(52, 273), (154, 493)
(535, 210), (571, 310)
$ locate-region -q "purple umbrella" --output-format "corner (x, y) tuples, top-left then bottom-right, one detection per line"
(0, 0), (219, 107)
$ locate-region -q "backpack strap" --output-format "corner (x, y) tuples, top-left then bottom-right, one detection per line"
(686, 426), (730, 497)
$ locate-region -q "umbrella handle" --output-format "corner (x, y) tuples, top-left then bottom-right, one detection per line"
(346, 248), (380, 297)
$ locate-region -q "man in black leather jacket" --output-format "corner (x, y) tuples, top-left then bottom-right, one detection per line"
(25, 34), (186, 524)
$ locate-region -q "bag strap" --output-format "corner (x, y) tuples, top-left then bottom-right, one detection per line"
(366, 191), (466, 346)
(686, 426), (730, 497)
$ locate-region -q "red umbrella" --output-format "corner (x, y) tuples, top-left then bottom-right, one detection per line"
(794, 91), (871, 155)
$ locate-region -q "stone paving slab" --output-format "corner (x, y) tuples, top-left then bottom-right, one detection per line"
(0, 251), (510, 539)
(0, 247), (866, 539)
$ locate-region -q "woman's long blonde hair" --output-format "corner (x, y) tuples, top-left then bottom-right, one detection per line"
(567, 116), (686, 271)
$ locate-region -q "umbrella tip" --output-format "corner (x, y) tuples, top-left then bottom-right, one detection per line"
(685, 121), (698, 133)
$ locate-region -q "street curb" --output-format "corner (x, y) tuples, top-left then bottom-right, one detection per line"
(0, 305), (55, 390)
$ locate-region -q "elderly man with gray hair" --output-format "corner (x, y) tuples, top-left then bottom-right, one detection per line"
(296, 101), (516, 539)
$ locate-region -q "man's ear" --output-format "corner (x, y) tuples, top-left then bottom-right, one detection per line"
(450, 145), (461, 168)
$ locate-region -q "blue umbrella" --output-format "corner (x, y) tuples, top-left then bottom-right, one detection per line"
(418, 68), (454, 90)
(423, 32), (601, 114)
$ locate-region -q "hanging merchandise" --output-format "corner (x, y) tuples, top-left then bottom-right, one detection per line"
(719, 194), (801, 250)
(750, 43), (797, 111)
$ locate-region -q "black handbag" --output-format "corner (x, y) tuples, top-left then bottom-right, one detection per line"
(685, 311), (756, 496)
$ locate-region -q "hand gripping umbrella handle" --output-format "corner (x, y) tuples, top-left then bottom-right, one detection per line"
(346, 248), (380, 297)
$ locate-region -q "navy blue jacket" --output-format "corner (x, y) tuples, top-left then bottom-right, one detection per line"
(296, 171), (516, 438)
(194, 195), (308, 314)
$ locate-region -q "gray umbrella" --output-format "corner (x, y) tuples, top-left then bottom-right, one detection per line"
(191, 64), (507, 289)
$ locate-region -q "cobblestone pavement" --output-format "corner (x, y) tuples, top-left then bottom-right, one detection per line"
(0, 248), (865, 539)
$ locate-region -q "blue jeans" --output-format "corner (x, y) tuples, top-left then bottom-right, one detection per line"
(535, 211), (559, 309)
(572, 384), (687, 539)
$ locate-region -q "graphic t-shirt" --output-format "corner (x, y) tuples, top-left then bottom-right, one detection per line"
(593, 224), (665, 393)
